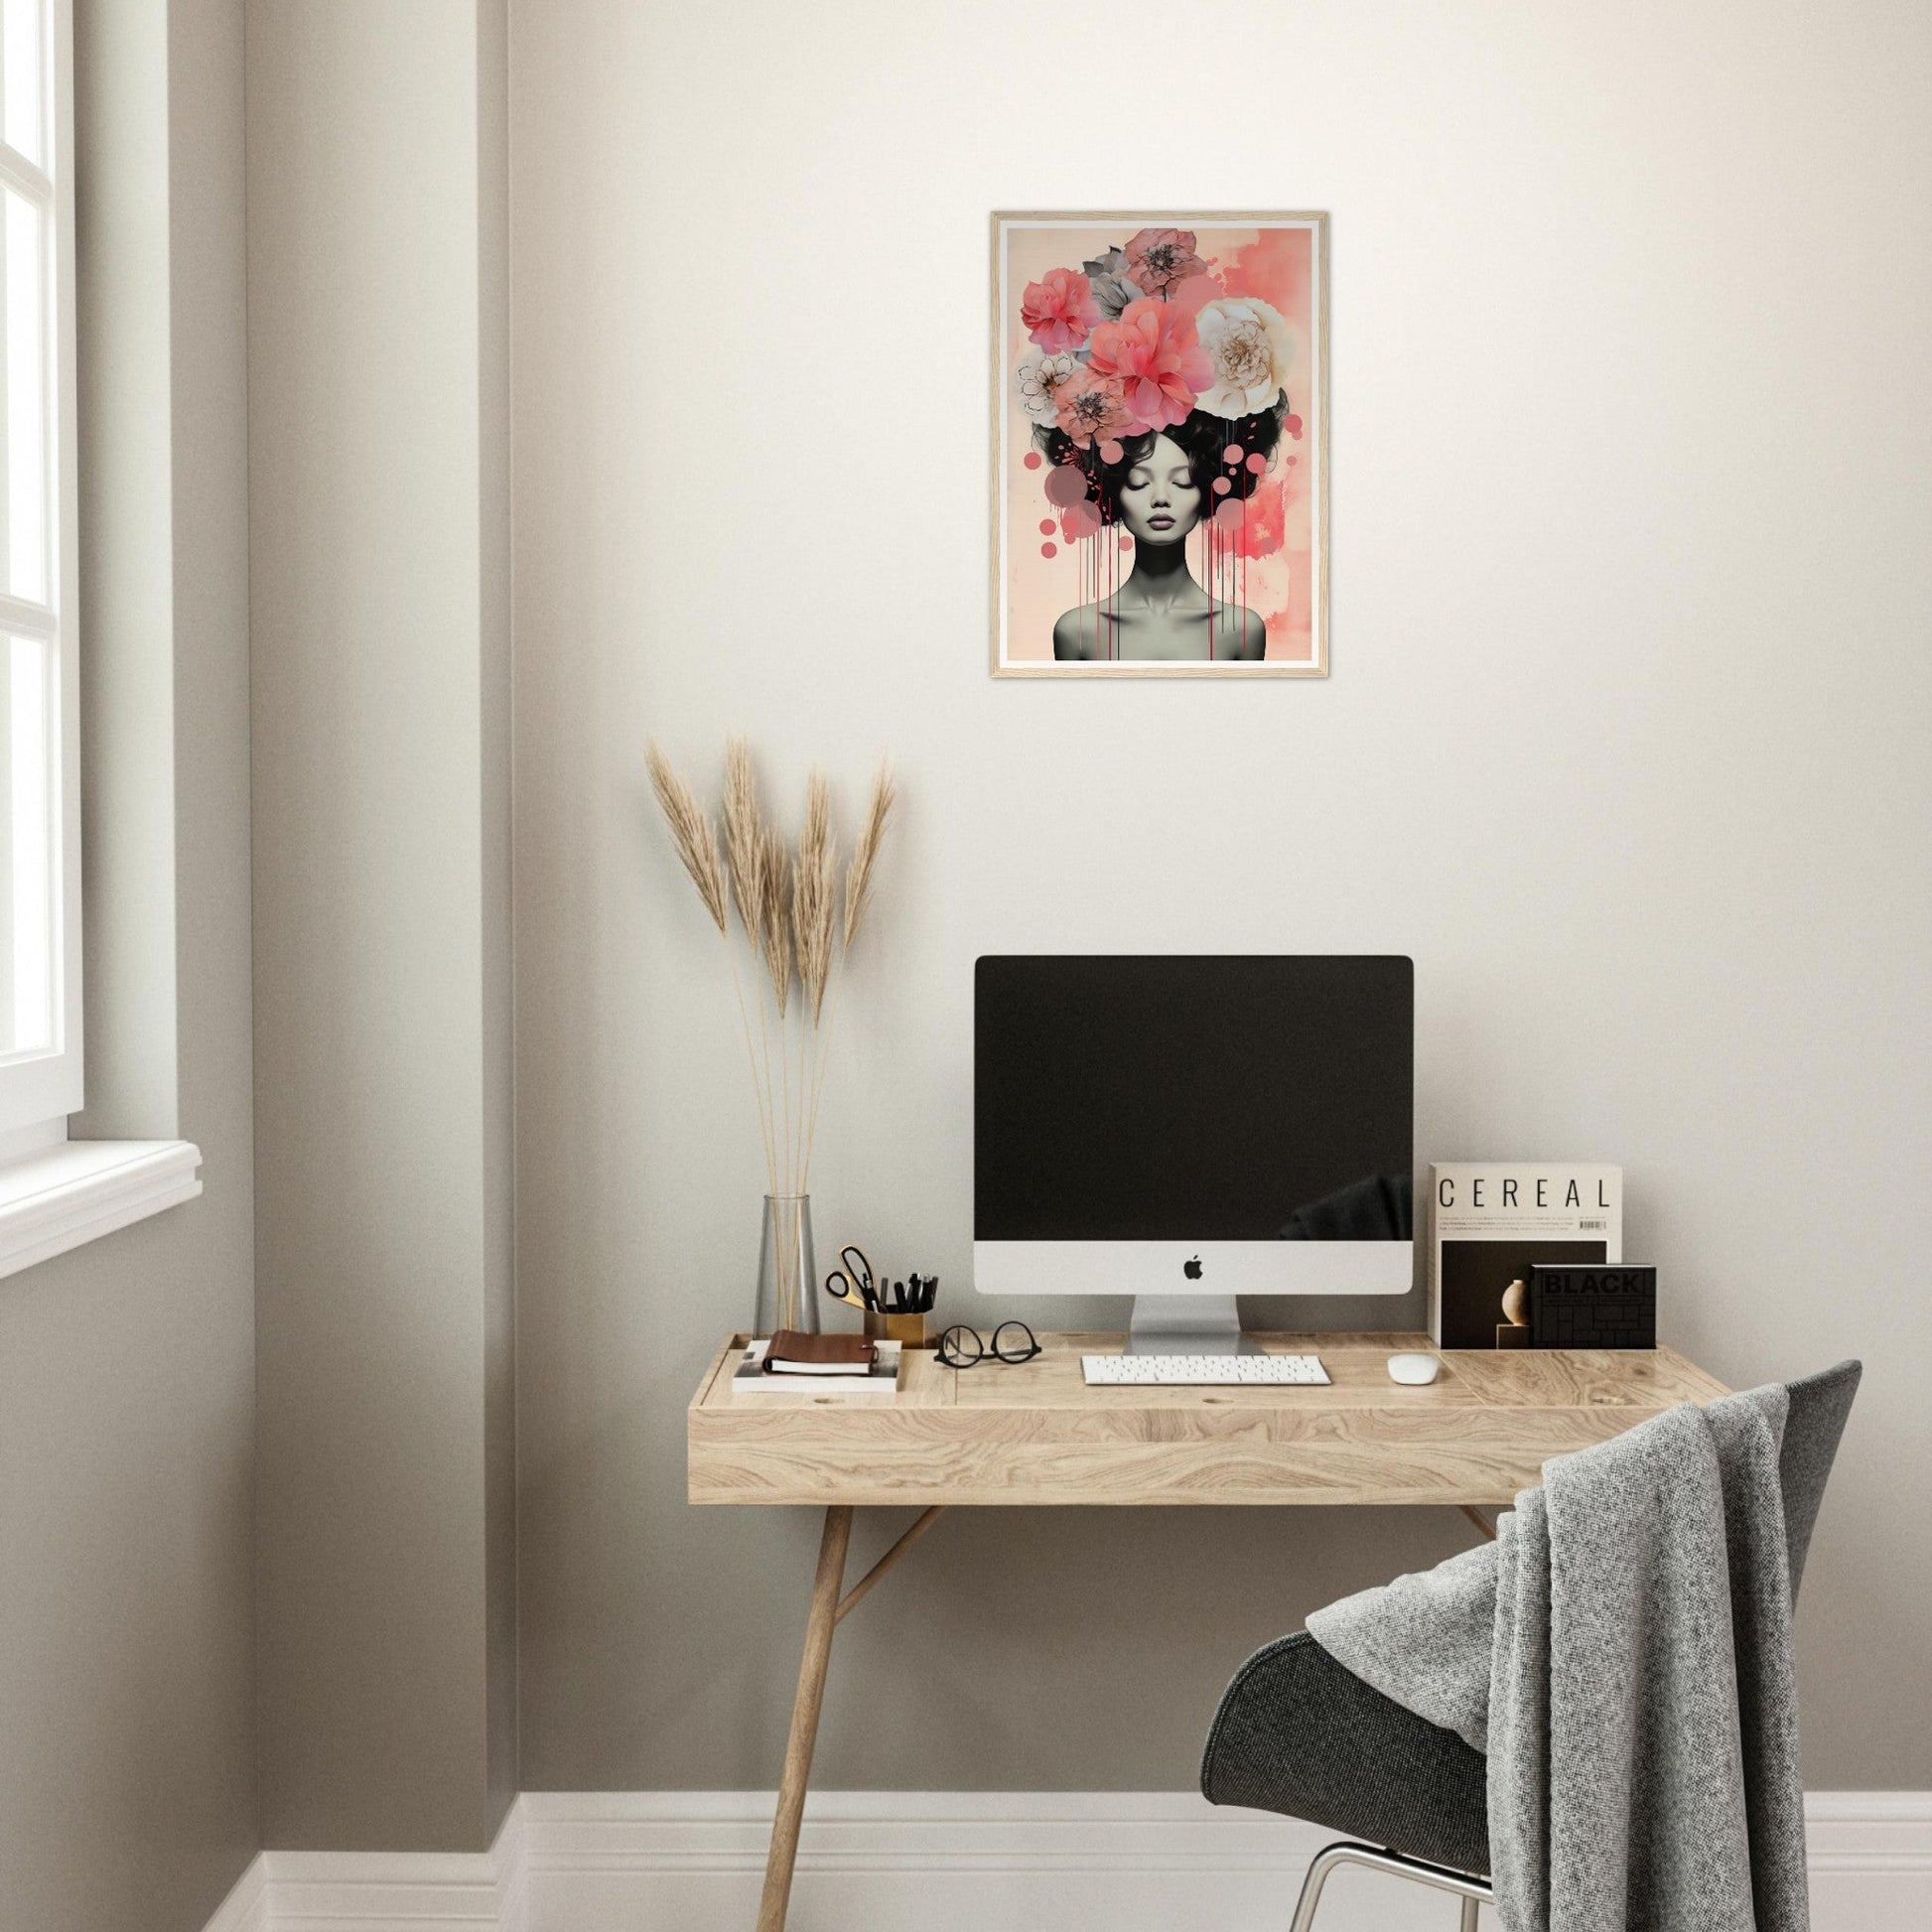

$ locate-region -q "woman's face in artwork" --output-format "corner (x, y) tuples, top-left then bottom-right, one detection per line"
(1115, 433), (1203, 547)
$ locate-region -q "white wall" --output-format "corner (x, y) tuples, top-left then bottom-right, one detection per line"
(511, 0), (1932, 1792)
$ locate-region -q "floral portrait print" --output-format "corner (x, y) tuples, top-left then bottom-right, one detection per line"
(993, 213), (1327, 677)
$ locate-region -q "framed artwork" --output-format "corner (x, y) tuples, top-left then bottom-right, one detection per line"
(990, 210), (1328, 678)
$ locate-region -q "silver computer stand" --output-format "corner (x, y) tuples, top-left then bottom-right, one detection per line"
(1123, 1293), (1260, 1355)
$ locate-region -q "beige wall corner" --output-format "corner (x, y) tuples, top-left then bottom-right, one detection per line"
(248, 0), (514, 1854)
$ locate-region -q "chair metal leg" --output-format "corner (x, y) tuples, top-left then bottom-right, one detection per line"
(1286, 1843), (1350, 1932)
(1288, 1841), (1493, 1932)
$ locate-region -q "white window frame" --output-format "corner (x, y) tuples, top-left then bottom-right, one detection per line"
(0, 0), (79, 1144)
(0, 0), (201, 1277)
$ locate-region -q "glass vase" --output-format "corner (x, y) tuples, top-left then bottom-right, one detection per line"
(754, 1193), (818, 1338)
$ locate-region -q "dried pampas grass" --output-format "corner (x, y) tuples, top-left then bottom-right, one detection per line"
(843, 761), (897, 949)
(645, 737), (897, 1203)
(758, 826), (793, 1018)
(644, 742), (727, 935)
(722, 737), (765, 940)
(792, 773), (837, 1025)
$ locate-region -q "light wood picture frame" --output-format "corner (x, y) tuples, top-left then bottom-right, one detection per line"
(990, 210), (1329, 678)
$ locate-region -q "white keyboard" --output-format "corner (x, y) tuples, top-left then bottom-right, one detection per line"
(1081, 1352), (1329, 1386)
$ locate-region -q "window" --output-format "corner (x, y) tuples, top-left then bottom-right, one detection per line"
(0, 0), (200, 1273)
(0, 0), (76, 1148)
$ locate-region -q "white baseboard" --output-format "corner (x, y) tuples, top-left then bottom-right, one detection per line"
(203, 1790), (1932, 1932)
(207, 1810), (527, 1932)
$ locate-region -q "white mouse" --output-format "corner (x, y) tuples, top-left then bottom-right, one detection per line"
(1387, 1352), (1442, 1386)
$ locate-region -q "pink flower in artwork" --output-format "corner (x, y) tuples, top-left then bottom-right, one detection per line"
(1124, 226), (1205, 297)
(1021, 267), (1101, 353)
(1052, 367), (1133, 448)
(1084, 298), (1212, 433)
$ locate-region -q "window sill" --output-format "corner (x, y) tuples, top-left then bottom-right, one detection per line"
(0, 1140), (203, 1282)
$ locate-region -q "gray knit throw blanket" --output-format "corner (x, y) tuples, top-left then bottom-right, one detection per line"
(1307, 1387), (1809, 1932)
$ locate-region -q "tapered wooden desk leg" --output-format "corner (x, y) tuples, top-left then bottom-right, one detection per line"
(757, 1504), (853, 1932)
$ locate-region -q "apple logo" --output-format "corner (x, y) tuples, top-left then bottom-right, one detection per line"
(1183, 1255), (1203, 1280)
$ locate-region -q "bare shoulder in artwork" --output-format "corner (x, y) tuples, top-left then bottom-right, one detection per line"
(1052, 599), (1267, 663)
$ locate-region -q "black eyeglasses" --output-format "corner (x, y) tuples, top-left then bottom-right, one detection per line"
(936, 1320), (1040, 1368)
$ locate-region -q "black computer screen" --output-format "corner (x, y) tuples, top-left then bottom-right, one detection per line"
(974, 955), (1414, 1241)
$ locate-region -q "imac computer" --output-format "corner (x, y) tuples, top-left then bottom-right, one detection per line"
(973, 955), (1414, 1354)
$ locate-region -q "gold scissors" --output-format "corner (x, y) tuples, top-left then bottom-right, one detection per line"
(824, 1244), (878, 1313)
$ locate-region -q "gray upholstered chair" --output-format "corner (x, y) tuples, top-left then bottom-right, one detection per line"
(1200, 1361), (1862, 1930)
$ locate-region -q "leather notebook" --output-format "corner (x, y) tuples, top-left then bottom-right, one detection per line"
(763, 1330), (878, 1375)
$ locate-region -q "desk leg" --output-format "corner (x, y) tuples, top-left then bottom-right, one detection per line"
(758, 1504), (853, 1932)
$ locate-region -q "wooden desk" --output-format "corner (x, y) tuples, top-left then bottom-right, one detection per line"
(687, 1330), (1728, 1930)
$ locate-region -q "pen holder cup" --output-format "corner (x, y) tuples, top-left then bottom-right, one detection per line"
(866, 1309), (927, 1348)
